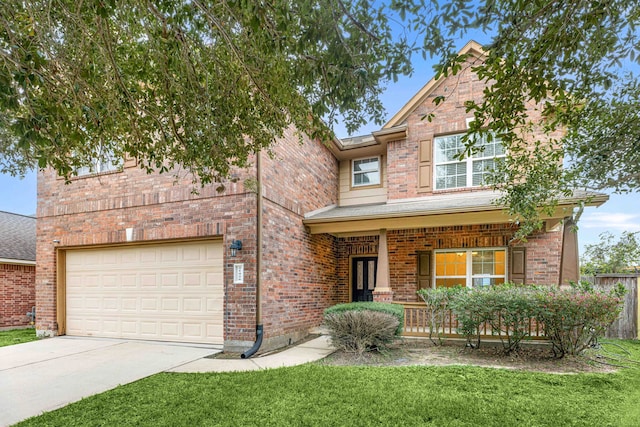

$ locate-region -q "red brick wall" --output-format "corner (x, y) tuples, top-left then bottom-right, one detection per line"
(36, 125), (339, 350)
(386, 53), (564, 201)
(336, 224), (563, 303)
(0, 263), (36, 328)
(387, 56), (487, 200)
(260, 126), (339, 349)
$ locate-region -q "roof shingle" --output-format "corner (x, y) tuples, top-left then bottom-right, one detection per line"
(0, 211), (36, 262)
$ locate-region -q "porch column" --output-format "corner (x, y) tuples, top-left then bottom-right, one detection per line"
(559, 218), (579, 286)
(373, 229), (394, 302)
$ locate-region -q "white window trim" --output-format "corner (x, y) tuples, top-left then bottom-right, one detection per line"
(74, 144), (123, 177)
(433, 132), (505, 190)
(351, 155), (381, 188)
(433, 248), (508, 289)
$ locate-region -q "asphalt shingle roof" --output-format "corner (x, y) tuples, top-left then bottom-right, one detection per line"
(304, 190), (608, 223)
(0, 211), (36, 262)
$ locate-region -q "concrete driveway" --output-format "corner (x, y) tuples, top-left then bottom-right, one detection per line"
(0, 337), (219, 426)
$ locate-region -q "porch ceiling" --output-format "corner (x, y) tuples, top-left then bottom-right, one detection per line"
(303, 190), (608, 236)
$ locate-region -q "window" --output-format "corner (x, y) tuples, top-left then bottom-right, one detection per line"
(434, 249), (506, 288)
(74, 145), (123, 177)
(434, 133), (504, 190)
(352, 156), (381, 187)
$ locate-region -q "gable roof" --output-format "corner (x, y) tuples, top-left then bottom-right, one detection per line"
(384, 40), (486, 129)
(0, 211), (36, 263)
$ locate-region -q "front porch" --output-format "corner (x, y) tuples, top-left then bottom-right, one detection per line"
(305, 190), (606, 304)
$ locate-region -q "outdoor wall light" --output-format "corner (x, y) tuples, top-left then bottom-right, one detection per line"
(229, 240), (243, 257)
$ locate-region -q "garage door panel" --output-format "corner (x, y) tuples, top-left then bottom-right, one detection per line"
(183, 298), (202, 313)
(121, 298), (137, 311)
(121, 275), (137, 287)
(161, 274), (179, 288)
(66, 241), (224, 345)
(184, 272), (203, 287)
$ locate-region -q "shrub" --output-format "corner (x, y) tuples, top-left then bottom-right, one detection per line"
(448, 287), (493, 348)
(417, 283), (622, 357)
(323, 302), (403, 355)
(482, 285), (539, 354)
(324, 310), (400, 355)
(534, 286), (624, 357)
(324, 302), (404, 335)
(417, 286), (466, 345)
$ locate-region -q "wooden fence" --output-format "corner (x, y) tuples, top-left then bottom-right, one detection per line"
(581, 274), (639, 340)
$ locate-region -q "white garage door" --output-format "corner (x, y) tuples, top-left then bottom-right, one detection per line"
(65, 240), (224, 345)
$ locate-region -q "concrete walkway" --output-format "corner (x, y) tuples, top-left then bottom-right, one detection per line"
(0, 337), (216, 427)
(169, 335), (335, 373)
(0, 335), (334, 426)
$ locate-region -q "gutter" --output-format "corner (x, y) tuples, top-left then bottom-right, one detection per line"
(0, 258), (36, 266)
(241, 151), (264, 359)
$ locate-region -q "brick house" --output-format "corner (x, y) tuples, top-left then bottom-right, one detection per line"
(1, 211), (36, 329)
(35, 41), (606, 352)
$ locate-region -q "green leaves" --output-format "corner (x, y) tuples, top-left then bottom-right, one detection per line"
(0, 0), (417, 183)
(0, 0), (638, 236)
(581, 231), (640, 275)
(430, 0), (640, 239)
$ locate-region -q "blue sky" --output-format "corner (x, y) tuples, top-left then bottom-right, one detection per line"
(1, 37), (639, 254)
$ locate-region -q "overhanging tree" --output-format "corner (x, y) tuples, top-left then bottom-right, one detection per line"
(432, 0), (640, 238)
(0, 0), (416, 184)
(0, 1), (638, 238)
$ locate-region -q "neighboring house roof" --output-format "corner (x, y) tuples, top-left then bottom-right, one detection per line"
(0, 211), (36, 264)
(304, 190), (608, 235)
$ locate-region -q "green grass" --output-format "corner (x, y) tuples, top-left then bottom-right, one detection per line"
(0, 328), (38, 347)
(16, 340), (640, 427)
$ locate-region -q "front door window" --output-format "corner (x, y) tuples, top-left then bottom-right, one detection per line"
(352, 257), (377, 301)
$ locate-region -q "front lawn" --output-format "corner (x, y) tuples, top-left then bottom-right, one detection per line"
(0, 328), (38, 347)
(17, 340), (640, 427)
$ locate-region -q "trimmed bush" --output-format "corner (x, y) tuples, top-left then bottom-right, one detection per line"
(480, 285), (539, 354)
(324, 302), (404, 335)
(417, 283), (623, 357)
(323, 302), (403, 355)
(534, 285), (624, 357)
(324, 310), (400, 355)
(448, 287), (493, 349)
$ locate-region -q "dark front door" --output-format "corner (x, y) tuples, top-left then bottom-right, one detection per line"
(352, 257), (378, 302)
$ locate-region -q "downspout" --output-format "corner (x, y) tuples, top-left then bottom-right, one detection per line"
(241, 151), (264, 358)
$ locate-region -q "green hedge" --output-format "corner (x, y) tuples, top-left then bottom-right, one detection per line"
(417, 282), (625, 356)
(324, 302), (404, 335)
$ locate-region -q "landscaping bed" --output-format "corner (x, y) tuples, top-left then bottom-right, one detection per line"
(318, 337), (625, 374)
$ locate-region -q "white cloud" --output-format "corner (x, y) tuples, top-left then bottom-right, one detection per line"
(580, 211), (640, 232)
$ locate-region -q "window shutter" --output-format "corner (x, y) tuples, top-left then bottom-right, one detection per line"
(418, 139), (432, 193)
(417, 251), (432, 290)
(510, 247), (526, 284)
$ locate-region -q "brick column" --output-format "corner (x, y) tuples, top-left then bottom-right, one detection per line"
(373, 229), (394, 302)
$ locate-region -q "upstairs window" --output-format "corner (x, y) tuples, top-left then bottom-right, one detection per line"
(434, 133), (504, 190)
(352, 156), (381, 188)
(74, 145), (123, 177)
